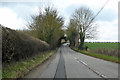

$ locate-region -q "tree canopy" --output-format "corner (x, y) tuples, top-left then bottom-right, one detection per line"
(28, 7), (64, 49)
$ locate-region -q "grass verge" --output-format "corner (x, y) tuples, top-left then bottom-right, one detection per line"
(71, 47), (119, 63)
(2, 48), (58, 78)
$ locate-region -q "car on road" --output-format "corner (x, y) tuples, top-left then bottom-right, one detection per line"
(63, 43), (70, 46)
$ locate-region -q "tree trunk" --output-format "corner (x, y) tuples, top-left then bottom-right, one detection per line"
(79, 32), (85, 50)
(75, 34), (80, 48)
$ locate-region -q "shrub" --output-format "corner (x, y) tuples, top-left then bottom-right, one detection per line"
(2, 26), (50, 63)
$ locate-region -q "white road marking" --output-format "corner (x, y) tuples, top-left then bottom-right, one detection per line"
(74, 57), (77, 60)
(95, 71), (100, 75)
(80, 60), (88, 66)
(72, 56), (108, 79)
(70, 52), (108, 79)
(101, 74), (107, 78)
(77, 60), (79, 63)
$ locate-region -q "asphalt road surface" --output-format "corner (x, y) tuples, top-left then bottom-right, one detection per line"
(25, 44), (118, 79)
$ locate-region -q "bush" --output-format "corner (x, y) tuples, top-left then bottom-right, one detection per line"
(2, 26), (50, 63)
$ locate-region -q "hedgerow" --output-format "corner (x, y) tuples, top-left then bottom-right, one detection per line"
(2, 26), (50, 63)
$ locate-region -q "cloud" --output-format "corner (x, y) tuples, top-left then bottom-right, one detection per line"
(33, 6), (40, 15)
(0, 0), (119, 41)
(0, 3), (45, 30)
(96, 9), (117, 22)
(85, 20), (118, 42)
(0, 7), (25, 29)
(97, 20), (118, 41)
(52, 0), (119, 25)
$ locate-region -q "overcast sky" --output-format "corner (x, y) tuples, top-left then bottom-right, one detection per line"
(0, 0), (119, 42)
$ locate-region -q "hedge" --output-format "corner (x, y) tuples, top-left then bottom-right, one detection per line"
(2, 26), (50, 63)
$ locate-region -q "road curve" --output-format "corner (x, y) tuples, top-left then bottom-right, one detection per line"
(24, 45), (118, 79)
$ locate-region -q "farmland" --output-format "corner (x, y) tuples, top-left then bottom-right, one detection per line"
(85, 42), (118, 50)
(71, 42), (119, 63)
(84, 42), (119, 57)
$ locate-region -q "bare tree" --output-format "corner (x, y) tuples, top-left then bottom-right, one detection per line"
(72, 7), (97, 49)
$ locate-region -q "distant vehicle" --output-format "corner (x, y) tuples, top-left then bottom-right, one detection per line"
(66, 43), (70, 45)
(63, 43), (70, 46)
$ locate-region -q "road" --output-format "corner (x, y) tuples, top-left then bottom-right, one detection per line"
(25, 44), (118, 79)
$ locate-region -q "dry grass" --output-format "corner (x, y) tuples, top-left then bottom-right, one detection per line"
(90, 48), (118, 57)
(85, 42), (119, 57)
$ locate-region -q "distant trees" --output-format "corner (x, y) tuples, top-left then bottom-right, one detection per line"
(66, 19), (78, 46)
(28, 7), (64, 49)
(67, 7), (97, 49)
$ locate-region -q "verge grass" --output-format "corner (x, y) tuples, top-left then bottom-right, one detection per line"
(2, 49), (57, 78)
(71, 47), (119, 63)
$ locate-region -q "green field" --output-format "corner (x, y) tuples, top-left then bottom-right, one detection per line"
(71, 47), (119, 63)
(84, 42), (118, 50)
(71, 42), (119, 63)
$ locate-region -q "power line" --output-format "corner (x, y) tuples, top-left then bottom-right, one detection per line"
(94, 0), (109, 19)
(89, 0), (109, 25)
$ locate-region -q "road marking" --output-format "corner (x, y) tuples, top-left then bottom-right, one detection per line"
(100, 74), (107, 78)
(95, 71), (100, 75)
(79, 60), (108, 79)
(77, 60), (79, 63)
(74, 57), (77, 60)
(80, 60), (88, 66)
(70, 53), (108, 79)
(72, 56), (108, 79)
(73, 57), (88, 66)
